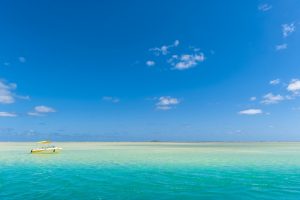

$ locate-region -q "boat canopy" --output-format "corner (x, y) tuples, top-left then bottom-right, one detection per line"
(37, 140), (51, 144)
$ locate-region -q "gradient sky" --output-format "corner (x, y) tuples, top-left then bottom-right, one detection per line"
(0, 0), (300, 141)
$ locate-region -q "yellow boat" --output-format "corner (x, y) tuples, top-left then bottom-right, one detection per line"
(30, 141), (62, 154)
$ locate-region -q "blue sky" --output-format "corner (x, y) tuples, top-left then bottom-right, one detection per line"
(0, 0), (300, 141)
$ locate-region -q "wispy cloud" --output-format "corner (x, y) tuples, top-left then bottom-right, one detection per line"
(35, 106), (56, 113)
(102, 96), (120, 103)
(150, 40), (179, 56)
(238, 109), (263, 115)
(0, 80), (29, 104)
(0, 80), (17, 104)
(0, 112), (17, 117)
(28, 112), (43, 116)
(15, 95), (30, 100)
(18, 57), (26, 63)
(250, 96), (257, 101)
(28, 105), (56, 116)
(287, 79), (300, 94)
(275, 43), (287, 51)
(269, 79), (280, 85)
(261, 93), (284, 104)
(292, 107), (300, 111)
(146, 60), (155, 67)
(147, 41), (206, 71)
(156, 96), (180, 110)
(173, 40), (180, 47)
(258, 3), (272, 12)
(282, 23), (296, 38)
(168, 53), (205, 70)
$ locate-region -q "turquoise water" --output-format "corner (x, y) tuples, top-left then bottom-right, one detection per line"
(1, 142), (300, 199)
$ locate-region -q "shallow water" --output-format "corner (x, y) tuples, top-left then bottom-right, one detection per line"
(1, 142), (300, 199)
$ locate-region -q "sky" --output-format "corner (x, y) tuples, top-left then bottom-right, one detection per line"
(0, 0), (300, 141)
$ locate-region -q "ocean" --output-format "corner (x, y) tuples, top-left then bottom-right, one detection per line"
(0, 142), (300, 199)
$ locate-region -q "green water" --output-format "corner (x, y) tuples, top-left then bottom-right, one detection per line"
(1, 142), (300, 199)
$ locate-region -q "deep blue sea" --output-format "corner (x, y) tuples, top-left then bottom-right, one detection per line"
(1, 142), (300, 199)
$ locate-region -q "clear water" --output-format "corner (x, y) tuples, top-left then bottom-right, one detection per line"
(1, 142), (300, 199)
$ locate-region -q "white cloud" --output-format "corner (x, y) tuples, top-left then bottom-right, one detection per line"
(102, 96), (120, 103)
(148, 41), (207, 71)
(0, 112), (17, 117)
(168, 53), (205, 70)
(261, 93), (284, 104)
(150, 40), (180, 56)
(0, 80), (29, 104)
(28, 106), (56, 117)
(258, 3), (272, 11)
(275, 43), (287, 51)
(287, 79), (300, 93)
(250, 97), (257, 101)
(238, 109), (263, 115)
(156, 96), (180, 110)
(282, 23), (296, 38)
(18, 57), (26, 63)
(35, 106), (56, 113)
(0, 80), (16, 104)
(146, 60), (155, 66)
(269, 79), (280, 85)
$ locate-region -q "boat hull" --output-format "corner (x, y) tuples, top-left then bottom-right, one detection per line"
(31, 147), (62, 154)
